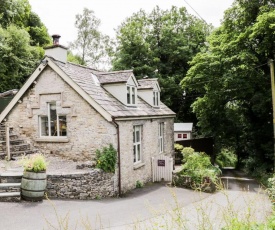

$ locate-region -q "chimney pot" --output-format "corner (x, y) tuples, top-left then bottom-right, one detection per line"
(52, 34), (61, 45)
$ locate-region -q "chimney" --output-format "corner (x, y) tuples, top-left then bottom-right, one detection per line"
(44, 34), (68, 63)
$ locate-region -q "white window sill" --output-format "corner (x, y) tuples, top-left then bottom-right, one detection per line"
(35, 137), (69, 143)
(133, 162), (145, 170)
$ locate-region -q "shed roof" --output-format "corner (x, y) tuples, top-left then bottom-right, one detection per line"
(174, 123), (193, 132)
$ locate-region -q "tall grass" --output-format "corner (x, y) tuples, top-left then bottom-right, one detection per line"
(44, 183), (272, 230)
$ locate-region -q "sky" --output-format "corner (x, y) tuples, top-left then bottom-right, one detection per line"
(28, 0), (235, 46)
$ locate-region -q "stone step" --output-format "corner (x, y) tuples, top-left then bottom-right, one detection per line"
(0, 183), (21, 189)
(0, 172), (23, 178)
(0, 142), (30, 152)
(0, 144), (31, 152)
(0, 150), (37, 159)
(0, 139), (24, 145)
(0, 192), (20, 197)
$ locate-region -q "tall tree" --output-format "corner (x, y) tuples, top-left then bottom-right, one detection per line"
(182, 0), (275, 171)
(69, 8), (113, 69)
(0, 25), (42, 91)
(0, 0), (50, 92)
(112, 6), (210, 122)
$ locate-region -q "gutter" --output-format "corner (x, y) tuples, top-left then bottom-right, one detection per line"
(112, 117), (121, 197)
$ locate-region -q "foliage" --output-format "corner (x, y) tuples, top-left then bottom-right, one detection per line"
(136, 180), (143, 188)
(181, 0), (275, 172)
(112, 6), (211, 122)
(215, 148), (237, 168)
(180, 148), (220, 187)
(20, 153), (48, 172)
(69, 8), (114, 69)
(0, 24), (43, 92)
(95, 144), (117, 173)
(267, 175), (275, 207)
(0, 0), (50, 92)
(174, 143), (184, 152)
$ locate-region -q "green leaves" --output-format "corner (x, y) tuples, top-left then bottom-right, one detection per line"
(113, 6), (210, 122)
(0, 24), (42, 92)
(95, 144), (117, 173)
(69, 8), (113, 69)
(182, 0), (275, 170)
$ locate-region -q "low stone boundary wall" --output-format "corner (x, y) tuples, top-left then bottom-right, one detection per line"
(46, 169), (118, 200)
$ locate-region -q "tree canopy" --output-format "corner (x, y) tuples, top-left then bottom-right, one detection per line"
(69, 8), (113, 69)
(0, 0), (50, 92)
(112, 6), (210, 122)
(182, 0), (275, 172)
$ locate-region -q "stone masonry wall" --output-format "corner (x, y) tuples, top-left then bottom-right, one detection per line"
(46, 169), (118, 199)
(5, 67), (117, 161)
(118, 117), (174, 193)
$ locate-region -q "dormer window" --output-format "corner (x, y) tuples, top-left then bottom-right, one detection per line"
(153, 91), (159, 107)
(127, 86), (136, 105)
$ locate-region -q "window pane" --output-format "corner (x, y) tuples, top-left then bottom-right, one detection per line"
(178, 134), (182, 138)
(59, 116), (67, 136)
(183, 134), (187, 138)
(50, 103), (57, 136)
(156, 92), (159, 106)
(127, 87), (130, 104)
(40, 116), (48, 136)
(136, 130), (140, 142)
(132, 87), (135, 104)
(137, 144), (140, 161)
(133, 146), (136, 163)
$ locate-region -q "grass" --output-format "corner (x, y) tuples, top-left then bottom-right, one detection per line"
(44, 182), (272, 230)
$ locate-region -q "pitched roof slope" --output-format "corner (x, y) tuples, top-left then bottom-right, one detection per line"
(97, 70), (133, 84)
(53, 59), (175, 118)
(138, 78), (158, 89)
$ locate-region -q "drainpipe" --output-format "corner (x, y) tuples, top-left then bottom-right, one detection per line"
(112, 117), (121, 197)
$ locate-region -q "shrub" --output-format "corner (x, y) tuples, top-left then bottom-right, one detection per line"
(215, 148), (237, 168)
(95, 144), (117, 173)
(179, 147), (221, 189)
(20, 153), (48, 172)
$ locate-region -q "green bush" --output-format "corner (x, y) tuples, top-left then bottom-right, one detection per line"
(215, 148), (237, 168)
(95, 144), (117, 173)
(180, 147), (221, 187)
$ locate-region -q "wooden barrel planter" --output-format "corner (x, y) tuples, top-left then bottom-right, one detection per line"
(21, 171), (47, 201)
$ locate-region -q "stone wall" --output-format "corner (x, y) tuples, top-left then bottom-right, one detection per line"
(46, 169), (118, 199)
(5, 67), (117, 161)
(118, 117), (174, 193)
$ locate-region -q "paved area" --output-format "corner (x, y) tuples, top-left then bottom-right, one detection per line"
(0, 166), (272, 230)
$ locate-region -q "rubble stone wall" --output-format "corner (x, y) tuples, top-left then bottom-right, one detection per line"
(46, 169), (118, 199)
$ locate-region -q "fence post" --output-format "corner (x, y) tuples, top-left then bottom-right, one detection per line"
(6, 126), (10, 161)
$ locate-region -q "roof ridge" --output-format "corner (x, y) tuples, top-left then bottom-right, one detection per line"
(138, 78), (158, 81)
(47, 56), (101, 72)
(97, 69), (133, 75)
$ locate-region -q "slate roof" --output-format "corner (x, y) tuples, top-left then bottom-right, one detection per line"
(97, 70), (133, 84)
(174, 123), (193, 132)
(137, 79), (158, 89)
(53, 59), (175, 118)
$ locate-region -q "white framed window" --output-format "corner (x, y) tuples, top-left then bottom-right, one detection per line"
(127, 86), (136, 105)
(158, 122), (164, 153)
(39, 102), (67, 137)
(153, 91), (159, 106)
(133, 125), (142, 163)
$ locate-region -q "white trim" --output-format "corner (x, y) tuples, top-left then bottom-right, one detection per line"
(133, 125), (142, 164)
(0, 61), (48, 123)
(47, 59), (112, 121)
(114, 115), (175, 121)
(0, 57), (113, 123)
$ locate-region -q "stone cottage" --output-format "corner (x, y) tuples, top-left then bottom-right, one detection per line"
(0, 35), (175, 194)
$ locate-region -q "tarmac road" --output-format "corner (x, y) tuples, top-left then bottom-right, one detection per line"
(0, 169), (272, 230)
